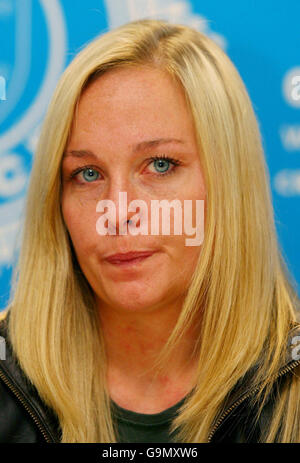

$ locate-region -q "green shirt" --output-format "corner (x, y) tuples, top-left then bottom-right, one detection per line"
(111, 397), (186, 443)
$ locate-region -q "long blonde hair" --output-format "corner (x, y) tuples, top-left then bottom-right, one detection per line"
(6, 19), (300, 442)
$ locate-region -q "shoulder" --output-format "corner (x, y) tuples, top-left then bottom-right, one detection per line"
(0, 312), (61, 443)
(210, 323), (300, 443)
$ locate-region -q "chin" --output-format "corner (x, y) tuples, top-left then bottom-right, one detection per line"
(97, 287), (166, 314)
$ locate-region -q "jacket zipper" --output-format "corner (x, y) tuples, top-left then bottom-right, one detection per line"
(1, 356), (299, 443)
(207, 358), (300, 442)
(0, 367), (56, 443)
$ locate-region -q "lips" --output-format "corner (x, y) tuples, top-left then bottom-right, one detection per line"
(104, 251), (155, 264)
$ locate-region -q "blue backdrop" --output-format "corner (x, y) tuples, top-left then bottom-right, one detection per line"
(0, 0), (299, 310)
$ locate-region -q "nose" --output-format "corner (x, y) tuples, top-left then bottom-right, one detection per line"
(98, 175), (144, 236)
(115, 191), (140, 235)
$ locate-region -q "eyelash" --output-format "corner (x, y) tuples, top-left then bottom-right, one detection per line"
(147, 155), (181, 177)
(68, 155), (181, 183)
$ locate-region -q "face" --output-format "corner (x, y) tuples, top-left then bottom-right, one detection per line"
(61, 66), (206, 314)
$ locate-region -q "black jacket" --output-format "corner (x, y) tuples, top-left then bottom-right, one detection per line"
(0, 313), (300, 443)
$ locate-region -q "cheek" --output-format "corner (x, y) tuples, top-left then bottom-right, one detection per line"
(182, 240), (202, 270)
(180, 246), (202, 291)
(168, 233), (202, 284)
(61, 194), (97, 248)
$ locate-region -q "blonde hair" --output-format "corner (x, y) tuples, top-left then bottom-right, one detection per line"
(6, 19), (300, 442)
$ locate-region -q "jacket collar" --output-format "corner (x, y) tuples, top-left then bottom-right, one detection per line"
(0, 312), (61, 442)
(1, 309), (299, 443)
(211, 322), (300, 430)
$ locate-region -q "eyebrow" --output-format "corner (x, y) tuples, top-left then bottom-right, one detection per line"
(63, 138), (185, 159)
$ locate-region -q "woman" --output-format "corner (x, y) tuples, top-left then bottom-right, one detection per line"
(0, 18), (299, 443)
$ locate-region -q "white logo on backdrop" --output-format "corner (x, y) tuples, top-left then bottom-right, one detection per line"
(280, 66), (300, 152)
(273, 170), (300, 197)
(0, 76), (6, 100)
(283, 67), (300, 108)
(0, 0), (66, 272)
(276, 66), (300, 197)
(280, 125), (300, 151)
(104, 0), (227, 49)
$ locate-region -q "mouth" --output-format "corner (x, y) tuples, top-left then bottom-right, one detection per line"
(104, 251), (156, 266)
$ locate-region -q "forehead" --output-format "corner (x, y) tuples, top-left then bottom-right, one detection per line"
(68, 66), (196, 148)
(80, 65), (186, 107)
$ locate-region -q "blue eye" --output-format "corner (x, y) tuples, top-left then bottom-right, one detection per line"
(70, 166), (100, 183)
(68, 155), (181, 185)
(148, 155), (181, 177)
(82, 168), (99, 182)
(153, 158), (170, 173)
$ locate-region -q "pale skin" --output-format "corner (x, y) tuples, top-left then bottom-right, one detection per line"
(61, 66), (206, 413)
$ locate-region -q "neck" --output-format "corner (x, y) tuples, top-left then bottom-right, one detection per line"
(97, 299), (199, 398)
